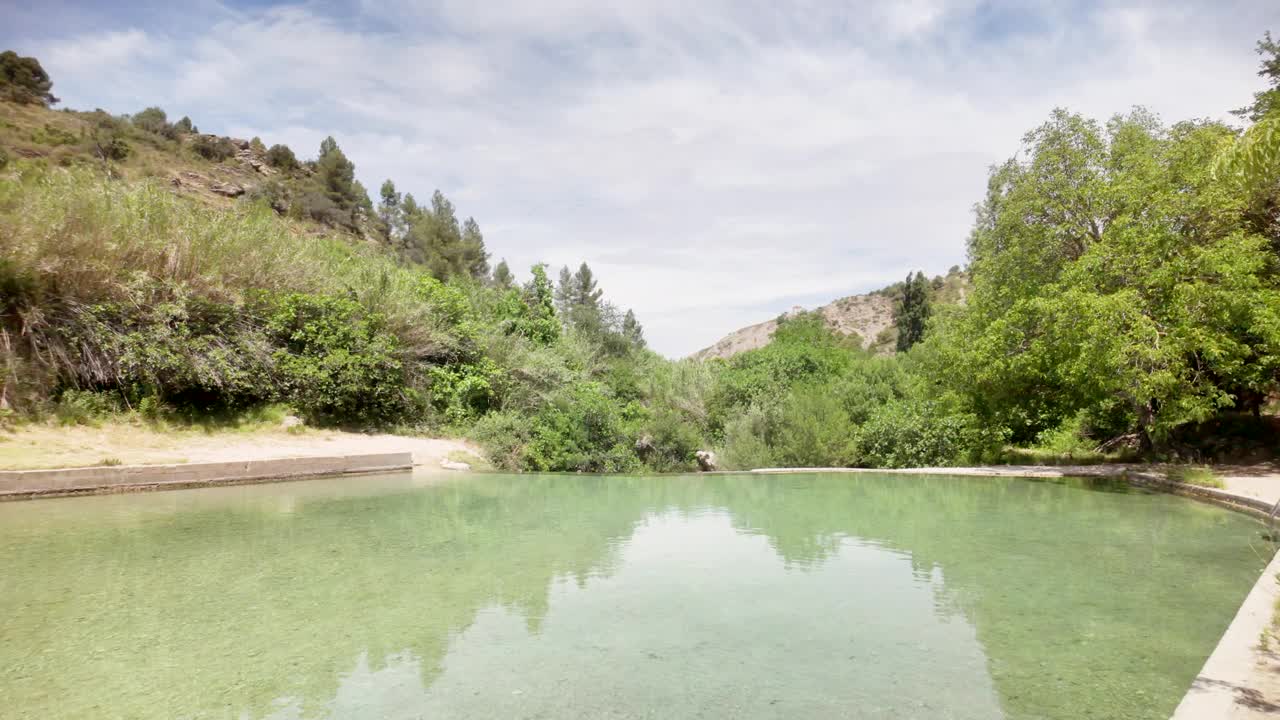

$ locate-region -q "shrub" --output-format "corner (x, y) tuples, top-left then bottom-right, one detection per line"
(853, 401), (986, 468)
(31, 123), (78, 146)
(191, 135), (236, 162)
(265, 143), (299, 171)
(266, 293), (413, 425)
(718, 403), (777, 470)
(131, 107), (169, 135)
(772, 385), (858, 467)
(54, 389), (123, 426)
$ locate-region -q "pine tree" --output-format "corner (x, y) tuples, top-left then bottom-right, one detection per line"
(895, 271), (931, 352)
(555, 266), (573, 320)
(378, 179), (402, 243)
(461, 217), (490, 279)
(492, 259), (514, 289)
(622, 309), (646, 349)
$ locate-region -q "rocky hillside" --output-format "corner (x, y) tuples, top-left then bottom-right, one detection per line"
(692, 269), (968, 360)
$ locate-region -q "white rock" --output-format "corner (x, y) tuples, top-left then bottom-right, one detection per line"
(280, 415), (304, 430)
(440, 459), (471, 471)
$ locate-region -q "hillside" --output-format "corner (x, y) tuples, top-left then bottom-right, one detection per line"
(692, 269), (968, 360)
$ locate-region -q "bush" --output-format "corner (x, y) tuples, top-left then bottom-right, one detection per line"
(718, 403), (777, 470)
(772, 385), (858, 467)
(853, 401), (986, 468)
(131, 107), (169, 135)
(191, 135), (236, 162)
(265, 143), (299, 171)
(54, 389), (123, 426)
(31, 123), (77, 146)
(266, 293), (413, 425)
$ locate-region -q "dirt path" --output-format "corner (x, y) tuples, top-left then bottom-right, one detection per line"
(0, 422), (483, 470)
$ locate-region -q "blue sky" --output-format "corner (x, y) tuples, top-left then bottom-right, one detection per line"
(3, 0), (1276, 355)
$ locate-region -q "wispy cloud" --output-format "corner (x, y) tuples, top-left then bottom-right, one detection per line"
(5, 0), (1275, 355)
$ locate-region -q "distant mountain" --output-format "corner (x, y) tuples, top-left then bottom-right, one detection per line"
(691, 269), (968, 361)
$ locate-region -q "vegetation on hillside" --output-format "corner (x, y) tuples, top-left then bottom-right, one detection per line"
(2, 38), (1278, 472)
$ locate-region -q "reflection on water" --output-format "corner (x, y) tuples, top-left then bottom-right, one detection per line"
(0, 472), (1267, 719)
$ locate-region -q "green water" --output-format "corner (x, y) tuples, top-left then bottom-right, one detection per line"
(0, 472), (1269, 719)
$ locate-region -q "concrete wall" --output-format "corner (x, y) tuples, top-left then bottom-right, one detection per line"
(0, 452), (413, 499)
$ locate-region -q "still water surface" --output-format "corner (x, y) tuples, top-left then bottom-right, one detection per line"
(0, 472), (1269, 719)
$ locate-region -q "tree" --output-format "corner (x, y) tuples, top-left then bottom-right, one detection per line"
(941, 107), (1280, 447)
(304, 136), (369, 229)
(492, 259), (514, 289)
(132, 107), (169, 135)
(1217, 32), (1280, 193)
(622, 309), (646, 349)
(895, 271), (930, 352)
(520, 264), (560, 345)
(173, 116), (197, 134)
(378, 179), (402, 242)
(1233, 31), (1280, 122)
(555, 265), (573, 319)
(461, 218), (490, 279)
(0, 51), (57, 106)
(265, 144), (299, 171)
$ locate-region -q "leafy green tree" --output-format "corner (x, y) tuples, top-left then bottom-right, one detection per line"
(944, 107), (1280, 447)
(173, 116), (197, 134)
(895, 271), (930, 351)
(0, 51), (57, 105)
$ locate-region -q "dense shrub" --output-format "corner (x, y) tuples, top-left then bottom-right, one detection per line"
(191, 135), (236, 161)
(265, 143), (299, 171)
(265, 293), (413, 425)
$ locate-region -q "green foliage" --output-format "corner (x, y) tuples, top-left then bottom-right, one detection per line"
(852, 400), (989, 468)
(54, 389), (123, 426)
(895, 271), (931, 351)
(0, 50), (57, 106)
(131, 107), (170, 136)
(944, 107), (1280, 450)
(265, 293), (412, 425)
(31, 123), (77, 146)
(708, 312), (855, 427)
(190, 135), (236, 162)
(265, 144), (299, 171)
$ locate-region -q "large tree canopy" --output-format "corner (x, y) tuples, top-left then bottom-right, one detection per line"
(0, 50), (57, 106)
(935, 108), (1280, 447)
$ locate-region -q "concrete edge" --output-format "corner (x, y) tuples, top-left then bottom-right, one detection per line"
(0, 452), (413, 501)
(1170, 548), (1280, 719)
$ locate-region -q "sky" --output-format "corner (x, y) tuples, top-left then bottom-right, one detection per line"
(3, 1), (1277, 356)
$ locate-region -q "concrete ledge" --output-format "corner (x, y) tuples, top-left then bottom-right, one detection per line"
(1171, 547), (1280, 719)
(0, 452), (413, 500)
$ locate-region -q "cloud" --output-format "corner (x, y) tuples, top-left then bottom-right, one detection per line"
(10, 0), (1278, 355)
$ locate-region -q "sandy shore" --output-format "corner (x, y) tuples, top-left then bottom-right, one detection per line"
(0, 423), (482, 470)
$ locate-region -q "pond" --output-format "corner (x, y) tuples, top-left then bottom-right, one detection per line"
(0, 472), (1269, 719)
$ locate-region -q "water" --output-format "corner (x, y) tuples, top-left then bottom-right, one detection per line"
(0, 472), (1268, 719)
